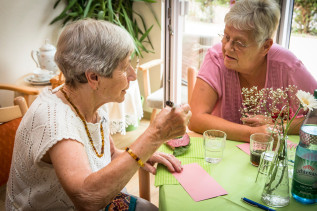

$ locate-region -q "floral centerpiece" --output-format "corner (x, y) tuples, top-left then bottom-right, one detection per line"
(240, 85), (317, 207)
(240, 85), (298, 121)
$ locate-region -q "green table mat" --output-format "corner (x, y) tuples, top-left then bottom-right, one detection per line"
(157, 135), (313, 211)
(155, 137), (210, 186)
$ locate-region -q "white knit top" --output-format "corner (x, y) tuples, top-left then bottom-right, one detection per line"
(6, 86), (111, 210)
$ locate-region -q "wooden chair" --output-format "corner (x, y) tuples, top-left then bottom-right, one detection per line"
(0, 84), (39, 186)
(137, 60), (190, 123)
(0, 83), (39, 107)
(137, 59), (164, 123)
(138, 66), (197, 201)
(187, 66), (197, 104)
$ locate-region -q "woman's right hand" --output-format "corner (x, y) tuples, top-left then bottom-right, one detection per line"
(241, 114), (272, 127)
(149, 104), (192, 142)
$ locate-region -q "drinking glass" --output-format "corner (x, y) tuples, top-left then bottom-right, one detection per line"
(258, 151), (274, 175)
(203, 130), (226, 164)
(250, 133), (273, 167)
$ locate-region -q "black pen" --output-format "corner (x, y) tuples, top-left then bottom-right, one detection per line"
(166, 100), (178, 108)
(241, 197), (276, 211)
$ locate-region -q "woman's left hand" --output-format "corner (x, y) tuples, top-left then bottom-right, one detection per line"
(142, 152), (182, 175)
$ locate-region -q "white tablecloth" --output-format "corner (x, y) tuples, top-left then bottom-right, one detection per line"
(102, 80), (143, 135)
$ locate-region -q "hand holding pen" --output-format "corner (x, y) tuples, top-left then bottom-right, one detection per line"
(165, 100), (191, 125)
(166, 100), (177, 108)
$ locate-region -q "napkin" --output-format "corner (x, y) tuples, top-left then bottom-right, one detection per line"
(173, 163), (228, 202)
(236, 143), (250, 155)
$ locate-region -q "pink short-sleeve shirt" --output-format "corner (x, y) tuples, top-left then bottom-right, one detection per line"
(197, 43), (317, 123)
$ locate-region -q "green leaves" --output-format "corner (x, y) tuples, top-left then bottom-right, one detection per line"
(83, 0), (93, 18)
(50, 0), (77, 25)
(50, 0), (158, 58)
(173, 144), (191, 157)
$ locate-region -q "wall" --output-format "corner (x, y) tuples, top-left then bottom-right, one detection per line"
(0, 0), (65, 106)
(0, 1), (163, 113)
(133, 1), (163, 114)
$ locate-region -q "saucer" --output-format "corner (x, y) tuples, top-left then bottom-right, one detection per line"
(24, 74), (51, 85)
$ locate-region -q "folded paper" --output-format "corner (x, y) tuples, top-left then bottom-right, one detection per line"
(172, 163), (227, 202)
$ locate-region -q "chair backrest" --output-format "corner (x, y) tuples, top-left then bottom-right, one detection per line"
(0, 96), (28, 123)
(0, 83), (39, 107)
(187, 66), (197, 103)
(137, 59), (163, 101)
(0, 84), (38, 186)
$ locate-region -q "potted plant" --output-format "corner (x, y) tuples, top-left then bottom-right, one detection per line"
(50, 0), (159, 58)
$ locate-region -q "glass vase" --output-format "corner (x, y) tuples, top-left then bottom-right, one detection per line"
(261, 135), (290, 207)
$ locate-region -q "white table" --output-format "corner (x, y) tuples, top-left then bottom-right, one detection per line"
(101, 80), (143, 135)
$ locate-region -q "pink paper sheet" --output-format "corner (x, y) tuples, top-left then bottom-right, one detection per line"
(172, 163), (228, 202)
(236, 143), (250, 155)
(236, 140), (298, 155)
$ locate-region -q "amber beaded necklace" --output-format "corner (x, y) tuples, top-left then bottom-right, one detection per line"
(61, 87), (104, 158)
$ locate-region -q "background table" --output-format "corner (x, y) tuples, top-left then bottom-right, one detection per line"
(15, 73), (50, 105)
(156, 134), (317, 211)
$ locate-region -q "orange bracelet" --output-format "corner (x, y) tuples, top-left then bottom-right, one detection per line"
(125, 147), (145, 167)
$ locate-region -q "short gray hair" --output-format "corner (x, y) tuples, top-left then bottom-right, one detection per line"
(55, 19), (135, 86)
(224, 0), (280, 46)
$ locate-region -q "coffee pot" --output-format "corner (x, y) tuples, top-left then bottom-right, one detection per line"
(31, 39), (58, 75)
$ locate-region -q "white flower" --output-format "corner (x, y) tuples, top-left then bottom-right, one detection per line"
(296, 90), (317, 111)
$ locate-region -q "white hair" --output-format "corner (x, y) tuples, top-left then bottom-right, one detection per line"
(55, 19), (135, 86)
(225, 0), (280, 46)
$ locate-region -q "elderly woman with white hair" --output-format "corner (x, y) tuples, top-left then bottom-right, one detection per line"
(188, 0), (317, 142)
(6, 19), (191, 211)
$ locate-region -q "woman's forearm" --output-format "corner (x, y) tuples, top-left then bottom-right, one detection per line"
(188, 113), (258, 142)
(57, 105), (191, 210)
(288, 117), (304, 135)
(73, 128), (162, 210)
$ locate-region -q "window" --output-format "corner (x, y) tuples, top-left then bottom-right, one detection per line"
(164, 0), (317, 105)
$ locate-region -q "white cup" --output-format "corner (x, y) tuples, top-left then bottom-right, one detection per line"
(33, 67), (51, 81)
(203, 130), (226, 164)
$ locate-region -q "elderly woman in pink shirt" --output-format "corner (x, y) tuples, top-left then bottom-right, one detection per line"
(188, 0), (317, 142)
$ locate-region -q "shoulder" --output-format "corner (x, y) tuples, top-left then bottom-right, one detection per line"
(199, 43), (224, 72)
(267, 44), (317, 91)
(206, 43), (223, 61)
(25, 88), (68, 124)
(267, 43), (312, 77)
(197, 43), (233, 97)
(21, 87), (83, 141)
(268, 44), (301, 68)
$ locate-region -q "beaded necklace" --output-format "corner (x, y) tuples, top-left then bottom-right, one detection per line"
(61, 87), (104, 158)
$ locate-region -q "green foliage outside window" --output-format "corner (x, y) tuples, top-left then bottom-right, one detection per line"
(293, 0), (317, 35)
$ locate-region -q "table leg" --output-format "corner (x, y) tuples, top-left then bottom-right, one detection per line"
(138, 168), (150, 201)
